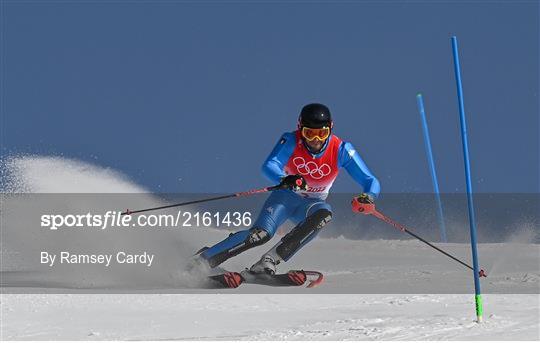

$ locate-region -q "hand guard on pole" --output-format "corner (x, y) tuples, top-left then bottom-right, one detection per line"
(279, 174), (308, 191)
(351, 193), (375, 215)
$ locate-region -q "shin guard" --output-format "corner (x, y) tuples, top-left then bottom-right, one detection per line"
(275, 209), (332, 261)
(202, 227), (270, 268)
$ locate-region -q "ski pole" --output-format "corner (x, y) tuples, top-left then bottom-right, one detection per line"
(121, 184), (282, 215)
(370, 209), (486, 278)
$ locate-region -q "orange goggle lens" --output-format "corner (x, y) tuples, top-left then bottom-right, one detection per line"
(301, 127), (330, 141)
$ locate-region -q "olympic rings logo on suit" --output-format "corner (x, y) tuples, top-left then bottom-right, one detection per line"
(292, 157), (332, 180)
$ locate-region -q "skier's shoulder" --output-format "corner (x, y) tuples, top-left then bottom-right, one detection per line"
(326, 133), (347, 153)
(265, 131), (297, 161)
(277, 131), (297, 145)
(330, 133), (344, 145)
(335, 137), (360, 166)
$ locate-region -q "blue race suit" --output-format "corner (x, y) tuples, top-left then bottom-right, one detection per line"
(200, 131), (380, 267)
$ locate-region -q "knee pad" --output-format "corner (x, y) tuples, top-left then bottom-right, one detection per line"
(308, 208), (332, 229)
(276, 209), (332, 261)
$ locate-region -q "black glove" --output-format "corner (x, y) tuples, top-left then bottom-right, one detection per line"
(279, 174), (308, 191)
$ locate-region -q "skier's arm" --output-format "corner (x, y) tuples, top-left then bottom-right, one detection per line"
(338, 142), (381, 198)
(261, 132), (296, 184)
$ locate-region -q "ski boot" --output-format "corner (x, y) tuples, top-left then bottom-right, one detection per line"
(249, 254), (278, 275)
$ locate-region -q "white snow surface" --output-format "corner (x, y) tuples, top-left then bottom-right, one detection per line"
(0, 294), (537, 341)
(1, 156), (539, 340)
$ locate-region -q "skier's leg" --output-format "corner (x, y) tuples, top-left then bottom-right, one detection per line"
(198, 191), (296, 268)
(253, 201), (332, 270)
(277, 201), (332, 260)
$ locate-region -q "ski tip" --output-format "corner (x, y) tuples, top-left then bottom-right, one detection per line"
(304, 271), (324, 288)
(286, 270), (308, 286)
(209, 271), (244, 288)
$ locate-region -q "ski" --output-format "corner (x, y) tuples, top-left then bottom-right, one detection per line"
(208, 270), (324, 289)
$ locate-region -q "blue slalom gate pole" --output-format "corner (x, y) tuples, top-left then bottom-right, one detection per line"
(451, 36), (483, 323)
(416, 93), (448, 242)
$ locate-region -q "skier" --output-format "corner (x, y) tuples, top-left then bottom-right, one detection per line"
(195, 103), (380, 274)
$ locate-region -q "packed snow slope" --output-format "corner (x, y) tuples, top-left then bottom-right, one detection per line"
(2, 294), (539, 340)
(1, 156), (539, 340)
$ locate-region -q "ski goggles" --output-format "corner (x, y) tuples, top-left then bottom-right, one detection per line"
(301, 126), (331, 141)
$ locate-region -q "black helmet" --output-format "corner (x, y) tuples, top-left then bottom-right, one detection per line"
(298, 103), (332, 129)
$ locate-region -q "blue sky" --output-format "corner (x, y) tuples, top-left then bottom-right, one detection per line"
(2, 1), (538, 193)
